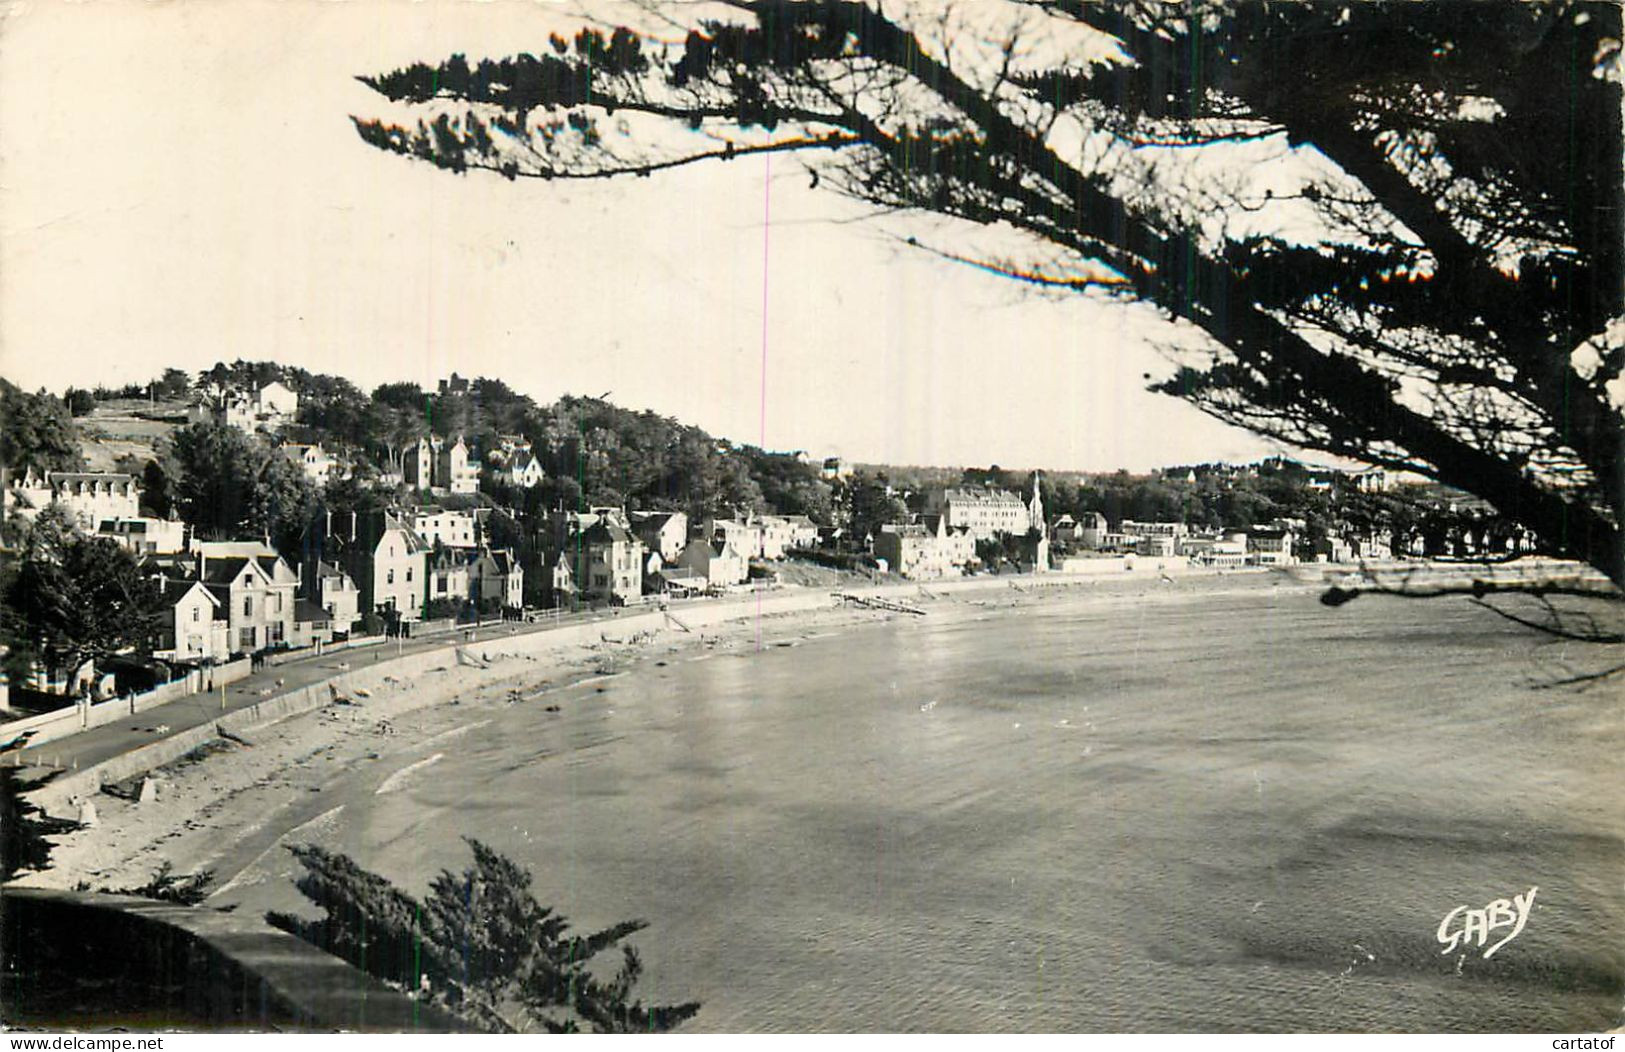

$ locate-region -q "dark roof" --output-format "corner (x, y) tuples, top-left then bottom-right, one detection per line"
(582, 520), (635, 546)
(255, 555), (291, 578)
(294, 599), (330, 624)
(940, 487), (1024, 506)
(201, 557), (254, 584)
(160, 577), (216, 606)
(142, 553), (195, 575)
(46, 471), (135, 485)
(432, 548), (477, 570)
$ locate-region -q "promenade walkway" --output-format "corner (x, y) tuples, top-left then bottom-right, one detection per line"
(9, 607), (620, 776)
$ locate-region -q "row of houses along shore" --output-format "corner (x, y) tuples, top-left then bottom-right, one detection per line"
(4, 462), (1434, 696)
(2, 376), (1521, 708)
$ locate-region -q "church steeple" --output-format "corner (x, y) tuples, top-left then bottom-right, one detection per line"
(1028, 472), (1044, 533)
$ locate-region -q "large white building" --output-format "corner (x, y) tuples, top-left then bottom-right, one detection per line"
(5, 470), (141, 529)
(1121, 520), (1190, 540)
(97, 516), (187, 555)
(411, 505), (484, 549)
(926, 486), (1030, 540)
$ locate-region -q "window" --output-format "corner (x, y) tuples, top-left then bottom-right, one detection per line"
(191, 606), (201, 622)
(387, 569), (395, 585)
(407, 568), (413, 582)
(243, 596), (252, 617)
(239, 628), (255, 651)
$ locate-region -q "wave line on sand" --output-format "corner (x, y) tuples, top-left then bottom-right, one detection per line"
(210, 804), (347, 897)
(418, 720), (492, 748)
(375, 752), (444, 795)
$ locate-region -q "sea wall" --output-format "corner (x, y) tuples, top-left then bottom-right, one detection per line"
(0, 886), (460, 1031)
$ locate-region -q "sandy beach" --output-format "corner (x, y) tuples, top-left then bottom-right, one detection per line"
(25, 570), (1281, 898)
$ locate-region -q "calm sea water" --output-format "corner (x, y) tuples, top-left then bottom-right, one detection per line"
(268, 582), (1623, 1031)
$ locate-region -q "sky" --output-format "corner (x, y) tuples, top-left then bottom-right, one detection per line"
(0, 0), (1284, 473)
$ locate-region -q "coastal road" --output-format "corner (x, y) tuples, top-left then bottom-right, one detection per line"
(7, 606), (652, 778)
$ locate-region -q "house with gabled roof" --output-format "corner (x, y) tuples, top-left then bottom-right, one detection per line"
(154, 578), (227, 664)
(281, 441), (339, 485)
(579, 520), (645, 605)
(472, 548), (524, 611)
(781, 514), (819, 550)
(630, 510), (689, 563)
(313, 509), (428, 626)
(922, 513), (976, 567)
(428, 547), (475, 608)
(506, 449), (546, 488)
(306, 560), (361, 636)
(677, 537), (749, 591)
(97, 515), (187, 556)
(199, 555), (295, 655)
(411, 505), (484, 549)
(544, 549), (578, 609)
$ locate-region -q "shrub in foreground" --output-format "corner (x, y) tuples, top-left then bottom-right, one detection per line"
(267, 838), (698, 1033)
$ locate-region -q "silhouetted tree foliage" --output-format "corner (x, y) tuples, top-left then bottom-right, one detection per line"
(351, 0), (1625, 588)
(155, 368), (194, 401)
(370, 381), (430, 413)
(0, 379), (82, 476)
(2, 506), (166, 687)
(170, 422), (320, 554)
(533, 396), (764, 519)
(0, 769), (76, 882)
(62, 388), (96, 418)
(267, 839), (699, 1033)
(139, 455), (179, 520)
(737, 447), (835, 525)
(199, 360), (286, 392)
(844, 472), (907, 542)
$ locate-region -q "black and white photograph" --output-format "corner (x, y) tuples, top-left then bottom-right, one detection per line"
(0, 0), (1620, 1037)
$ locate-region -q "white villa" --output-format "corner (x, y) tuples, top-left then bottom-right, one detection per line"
(5, 470), (141, 530)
